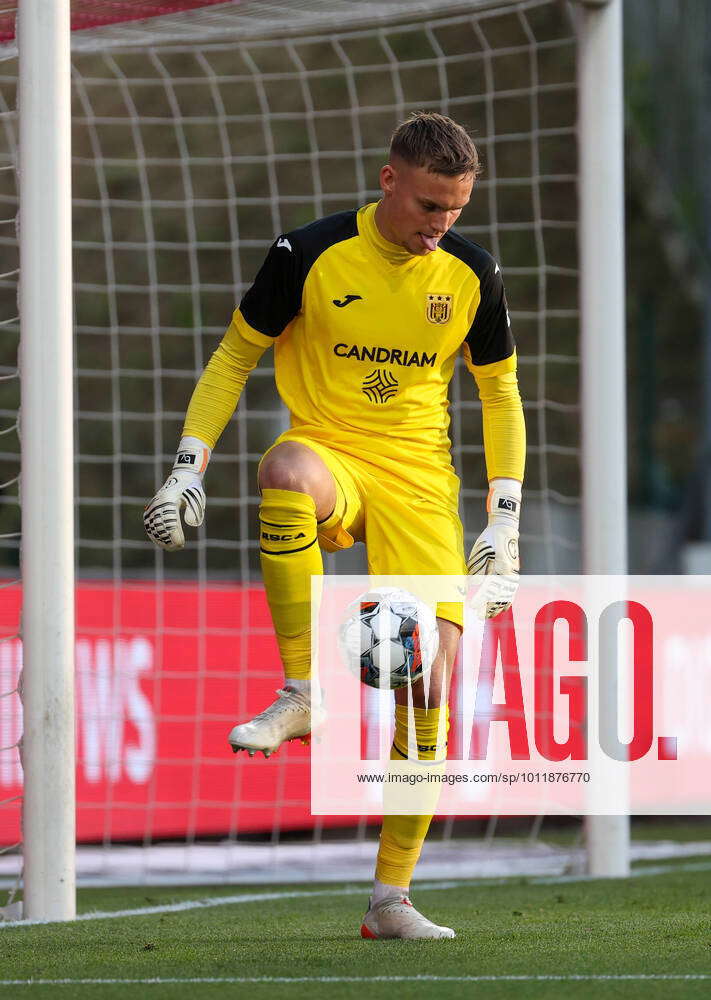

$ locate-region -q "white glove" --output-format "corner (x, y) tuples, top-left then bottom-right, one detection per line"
(467, 478), (521, 619)
(143, 437), (209, 551)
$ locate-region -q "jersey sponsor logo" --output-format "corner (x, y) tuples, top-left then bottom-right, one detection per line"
(261, 531), (307, 542)
(276, 236), (292, 251)
(361, 369), (399, 404)
(332, 294), (362, 308)
(426, 293), (453, 325)
(334, 343), (437, 368)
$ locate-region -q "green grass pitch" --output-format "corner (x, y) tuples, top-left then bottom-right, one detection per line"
(1, 858), (710, 1000)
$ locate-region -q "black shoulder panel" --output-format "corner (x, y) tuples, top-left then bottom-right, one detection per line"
(440, 228), (515, 367)
(239, 210), (358, 339)
(439, 227), (497, 280)
(292, 210), (359, 275)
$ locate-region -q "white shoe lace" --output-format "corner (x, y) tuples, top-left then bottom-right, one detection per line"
(377, 895), (415, 915)
(250, 687), (310, 724)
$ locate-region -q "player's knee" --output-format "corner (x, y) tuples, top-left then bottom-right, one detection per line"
(259, 457), (312, 495)
(259, 444), (336, 516)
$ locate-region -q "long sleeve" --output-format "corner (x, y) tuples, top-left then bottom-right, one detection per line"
(473, 368), (526, 483)
(458, 252), (525, 483)
(182, 309), (268, 449)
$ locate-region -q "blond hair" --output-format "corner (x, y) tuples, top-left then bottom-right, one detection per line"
(389, 111), (481, 176)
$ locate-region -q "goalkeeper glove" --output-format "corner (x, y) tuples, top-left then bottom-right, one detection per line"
(143, 436), (209, 551)
(467, 478), (521, 619)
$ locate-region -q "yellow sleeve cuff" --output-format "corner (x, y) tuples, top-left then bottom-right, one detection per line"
(232, 307), (278, 349)
(463, 343), (518, 378)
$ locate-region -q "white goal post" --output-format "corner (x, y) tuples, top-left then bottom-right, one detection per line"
(18, 0), (76, 921)
(577, 0), (630, 877)
(5, 0), (629, 921)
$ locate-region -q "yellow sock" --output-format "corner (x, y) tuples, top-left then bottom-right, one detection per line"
(259, 488), (322, 680)
(375, 704), (449, 886)
(391, 703), (449, 762)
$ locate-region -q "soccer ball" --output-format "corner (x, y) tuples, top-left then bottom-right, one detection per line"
(338, 587), (438, 689)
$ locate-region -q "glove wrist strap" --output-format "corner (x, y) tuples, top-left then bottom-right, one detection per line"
(172, 435), (211, 480)
(487, 478), (522, 525)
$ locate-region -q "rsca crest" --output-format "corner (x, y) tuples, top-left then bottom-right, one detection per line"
(426, 293), (453, 324)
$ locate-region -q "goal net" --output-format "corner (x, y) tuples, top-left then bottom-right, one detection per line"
(0, 0), (583, 893)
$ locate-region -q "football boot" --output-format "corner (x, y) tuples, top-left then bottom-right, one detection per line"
(228, 686), (320, 757)
(360, 895), (456, 939)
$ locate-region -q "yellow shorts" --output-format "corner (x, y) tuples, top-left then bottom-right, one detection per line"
(263, 431), (466, 627)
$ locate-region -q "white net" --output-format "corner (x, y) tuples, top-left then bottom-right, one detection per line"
(0, 0), (581, 887)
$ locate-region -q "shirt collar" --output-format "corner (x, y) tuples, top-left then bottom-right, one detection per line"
(358, 201), (422, 267)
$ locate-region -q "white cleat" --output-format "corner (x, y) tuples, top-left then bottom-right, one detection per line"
(360, 896), (456, 940)
(228, 686), (319, 757)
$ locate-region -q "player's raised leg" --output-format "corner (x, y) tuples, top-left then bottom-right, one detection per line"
(227, 441), (335, 756)
(361, 618), (460, 940)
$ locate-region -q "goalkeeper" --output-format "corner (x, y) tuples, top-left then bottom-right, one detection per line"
(144, 112), (525, 940)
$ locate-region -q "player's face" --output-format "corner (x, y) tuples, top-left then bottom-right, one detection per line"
(378, 159), (474, 255)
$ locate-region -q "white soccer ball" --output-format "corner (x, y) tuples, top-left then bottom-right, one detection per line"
(338, 587), (439, 689)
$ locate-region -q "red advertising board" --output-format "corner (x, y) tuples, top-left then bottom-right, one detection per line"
(0, 582), (327, 845)
(4, 578), (710, 846)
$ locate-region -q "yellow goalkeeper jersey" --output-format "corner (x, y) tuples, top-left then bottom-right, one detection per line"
(230, 202), (517, 503)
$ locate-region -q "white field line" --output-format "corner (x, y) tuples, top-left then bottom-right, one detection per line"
(1, 975), (711, 985)
(2, 858), (711, 930)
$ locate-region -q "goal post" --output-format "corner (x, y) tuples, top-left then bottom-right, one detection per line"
(18, 0), (76, 921)
(577, 0), (630, 877)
